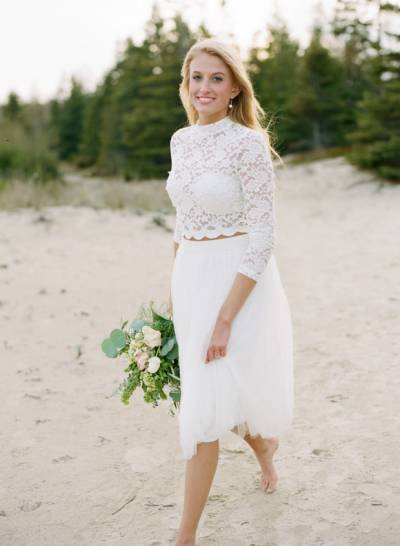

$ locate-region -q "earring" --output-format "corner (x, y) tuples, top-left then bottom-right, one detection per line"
(228, 97), (233, 109)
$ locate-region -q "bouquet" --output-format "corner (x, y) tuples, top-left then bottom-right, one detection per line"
(101, 302), (180, 416)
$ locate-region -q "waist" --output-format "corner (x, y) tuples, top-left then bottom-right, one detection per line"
(183, 230), (248, 242)
(179, 231), (250, 251)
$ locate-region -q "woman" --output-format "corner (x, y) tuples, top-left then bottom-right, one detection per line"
(166, 38), (294, 546)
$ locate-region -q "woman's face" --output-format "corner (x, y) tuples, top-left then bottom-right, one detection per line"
(189, 52), (239, 123)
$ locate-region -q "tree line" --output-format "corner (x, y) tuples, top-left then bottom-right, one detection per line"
(0, 0), (399, 183)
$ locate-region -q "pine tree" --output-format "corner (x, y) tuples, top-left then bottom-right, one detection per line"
(78, 73), (113, 168)
(349, 1), (400, 180)
(122, 8), (193, 179)
(57, 78), (87, 161)
(331, 0), (373, 138)
(3, 92), (23, 121)
(247, 23), (301, 152)
(288, 26), (348, 150)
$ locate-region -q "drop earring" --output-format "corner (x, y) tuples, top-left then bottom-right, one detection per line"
(228, 97), (233, 109)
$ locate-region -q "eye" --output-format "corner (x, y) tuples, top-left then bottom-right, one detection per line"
(192, 75), (223, 81)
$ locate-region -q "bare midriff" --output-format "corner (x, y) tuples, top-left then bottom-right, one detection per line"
(183, 231), (247, 241)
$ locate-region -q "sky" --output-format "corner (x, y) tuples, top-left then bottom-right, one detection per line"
(1, 0), (337, 104)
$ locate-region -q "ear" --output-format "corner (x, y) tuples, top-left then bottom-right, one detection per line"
(232, 85), (241, 99)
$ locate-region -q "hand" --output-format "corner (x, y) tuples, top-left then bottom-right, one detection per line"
(205, 317), (231, 364)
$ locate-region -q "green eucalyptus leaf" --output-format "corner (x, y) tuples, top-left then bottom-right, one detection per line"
(110, 329), (127, 349)
(128, 319), (147, 333)
(166, 343), (179, 360)
(102, 338), (118, 358)
(160, 337), (175, 356)
(169, 389), (181, 402)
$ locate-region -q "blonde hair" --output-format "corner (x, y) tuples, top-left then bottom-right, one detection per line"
(178, 38), (281, 162)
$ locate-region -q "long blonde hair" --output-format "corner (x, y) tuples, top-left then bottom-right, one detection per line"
(178, 38), (281, 161)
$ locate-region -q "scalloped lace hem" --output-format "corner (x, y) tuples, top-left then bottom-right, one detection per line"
(182, 228), (249, 240)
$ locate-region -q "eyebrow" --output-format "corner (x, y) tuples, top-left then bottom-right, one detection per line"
(192, 71), (225, 75)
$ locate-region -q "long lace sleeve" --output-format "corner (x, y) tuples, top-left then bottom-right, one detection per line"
(169, 132), (183, 244)
(235, 131), (275, 282)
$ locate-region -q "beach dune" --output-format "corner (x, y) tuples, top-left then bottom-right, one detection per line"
(1, 157), (399, 546)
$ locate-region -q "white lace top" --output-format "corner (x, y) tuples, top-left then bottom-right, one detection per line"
(166, 115), (276, 282)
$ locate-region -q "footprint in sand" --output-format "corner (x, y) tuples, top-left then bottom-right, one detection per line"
(20, 501), (42, 512)
(326, 393), (348, 403)
(96, 435), (112, 446)
(208, 494), (228, 503)
(52, 455), (75, 463)
(311, 448), (334, 458)
(17, 367), (40, 376)
(23, 393), (42, 400)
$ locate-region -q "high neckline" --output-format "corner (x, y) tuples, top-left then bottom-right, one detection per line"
(194, 115), (231, 130)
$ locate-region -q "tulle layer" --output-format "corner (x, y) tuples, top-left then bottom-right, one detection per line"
(171, 233), (294, 460)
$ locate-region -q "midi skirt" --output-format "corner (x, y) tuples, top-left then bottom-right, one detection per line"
(171, 233), (294, 460)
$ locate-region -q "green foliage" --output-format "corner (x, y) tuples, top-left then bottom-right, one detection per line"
(101, 328), (127, 357)
(101, 338), (119, 358)
(248, 22), (301, 153)
(287, 27), (349, 150)
(101, 300), (180, 415)
(3, 92), (23, 121)
(110, 329), (127, 349)
(349, 137), (400, 180)
(0, 93), (61, 183)
(348, 1), (400, 181)
(0, 142), (59, 183)
(92, 7), (192, 179)
(56, 78), (87, 161)
(1, 0), (398, 185)
(77, 75), (113, 168)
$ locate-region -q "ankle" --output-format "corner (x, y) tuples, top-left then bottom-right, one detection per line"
(175, 537), (196, 546)
(246, 435), (279, 454)
(175, 529), (196, 545)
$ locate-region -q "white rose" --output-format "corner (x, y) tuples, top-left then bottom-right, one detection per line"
(147, 356), (161, 374)
(142, 325), (161, 348)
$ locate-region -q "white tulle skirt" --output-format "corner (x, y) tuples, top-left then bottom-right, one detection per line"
(171, 233), (294, 460)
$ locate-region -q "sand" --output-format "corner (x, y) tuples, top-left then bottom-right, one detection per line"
(1, 157), (399, 546)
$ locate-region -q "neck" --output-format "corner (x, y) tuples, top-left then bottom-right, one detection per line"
(196, 112), (229, 126)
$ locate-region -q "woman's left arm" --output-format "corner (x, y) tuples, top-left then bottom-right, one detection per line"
(205, 131), (275, 364)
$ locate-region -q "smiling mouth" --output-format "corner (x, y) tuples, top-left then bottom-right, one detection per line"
(196, 97), (215, 102)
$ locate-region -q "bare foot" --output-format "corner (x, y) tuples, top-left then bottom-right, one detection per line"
(248, 436), (279, 494)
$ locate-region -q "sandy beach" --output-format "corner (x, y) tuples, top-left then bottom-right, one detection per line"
(1, 157), (399, 546)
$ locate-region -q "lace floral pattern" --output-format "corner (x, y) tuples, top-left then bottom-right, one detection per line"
(166, 116), (275, 282)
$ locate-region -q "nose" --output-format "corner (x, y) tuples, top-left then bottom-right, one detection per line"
(198, 80), (212, 94)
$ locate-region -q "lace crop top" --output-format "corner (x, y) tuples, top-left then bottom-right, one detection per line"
(166, 115), (276, 282)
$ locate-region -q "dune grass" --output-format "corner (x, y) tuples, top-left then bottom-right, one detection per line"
(0, 172), (174, 212)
